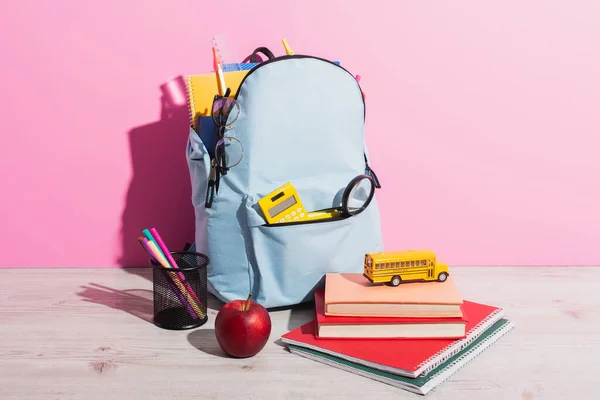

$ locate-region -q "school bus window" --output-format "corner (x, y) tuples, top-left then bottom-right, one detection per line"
(400, 261), (404, 267)
(396, 262), (400, 268)
(410, 260), (414, 266)
(421, 260), (426, 266)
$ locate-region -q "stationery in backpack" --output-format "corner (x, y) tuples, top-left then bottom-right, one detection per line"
(281, 300), (504, 378)
(314, 290), (468, 339)
(287, 318), (514, 395)
(324, 273), (463, 318)
(185, 70), (248, 131)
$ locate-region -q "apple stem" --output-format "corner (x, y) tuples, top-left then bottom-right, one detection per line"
(244, 293), (252, 311)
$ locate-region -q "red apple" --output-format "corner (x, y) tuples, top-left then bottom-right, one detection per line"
(214, 293), (272, 358)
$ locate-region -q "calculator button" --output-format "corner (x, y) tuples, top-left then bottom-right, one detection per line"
(285, 215), (290, 220)
(294, 216), (299, 221)
(297, 208), (302, 212)
(279, 218), (285, 223)
(300, 213), (305, 218)
(291, 211), (296, 216)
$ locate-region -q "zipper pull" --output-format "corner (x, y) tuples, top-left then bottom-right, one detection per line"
(205, 160), (217, 208)
(365, 164), (381, 189)
(363, 154), (381, 189)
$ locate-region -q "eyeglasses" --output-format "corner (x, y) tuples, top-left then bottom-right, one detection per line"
(205, 89), (243, 208)
(340, 174), (375, 217)
(211, 88), (242, 175)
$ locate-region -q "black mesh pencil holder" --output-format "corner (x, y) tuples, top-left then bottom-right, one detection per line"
(150, 251), (209, 330)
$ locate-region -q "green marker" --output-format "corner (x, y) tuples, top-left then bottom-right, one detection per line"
(142, 229), (166, 259)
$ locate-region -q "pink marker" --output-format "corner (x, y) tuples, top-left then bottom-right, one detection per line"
(150, 227), (203, 306)
(355, 75), (366, 101)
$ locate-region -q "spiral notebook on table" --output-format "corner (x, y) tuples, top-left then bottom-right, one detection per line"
(281, 300), (504, 378)
(287, 318), (514, 395)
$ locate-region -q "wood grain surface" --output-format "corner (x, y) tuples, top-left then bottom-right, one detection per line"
(1, 266), (598, 399)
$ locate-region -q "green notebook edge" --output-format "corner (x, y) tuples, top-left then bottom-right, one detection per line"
(286, 318), (514, 396)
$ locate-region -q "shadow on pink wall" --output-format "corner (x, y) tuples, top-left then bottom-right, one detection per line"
(117, 76), (195, 273)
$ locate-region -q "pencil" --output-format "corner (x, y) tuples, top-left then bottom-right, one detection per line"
(139, 238), (205, 319)
(138, 238), (198, 319)
(149, 227), (204, 308)
(144, 228), (205, 312)
(213, 46), (226, 96)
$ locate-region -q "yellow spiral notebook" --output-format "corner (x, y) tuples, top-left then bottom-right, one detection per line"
(185, 70), (248, 130)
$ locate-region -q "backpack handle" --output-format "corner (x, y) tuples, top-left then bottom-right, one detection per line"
(248, 47), (276, 63)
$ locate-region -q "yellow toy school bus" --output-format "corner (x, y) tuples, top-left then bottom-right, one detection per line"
(363, 249), (449, 287)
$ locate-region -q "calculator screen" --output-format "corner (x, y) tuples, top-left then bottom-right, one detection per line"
(269, 196), (297, 218)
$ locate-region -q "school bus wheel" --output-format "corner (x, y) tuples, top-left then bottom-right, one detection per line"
(437, 272), (448, 282)
(390, 275), (401, 287)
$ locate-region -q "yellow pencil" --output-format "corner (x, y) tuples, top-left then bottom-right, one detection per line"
(282, 38), (294, 55)
(213, 46), (226, 96)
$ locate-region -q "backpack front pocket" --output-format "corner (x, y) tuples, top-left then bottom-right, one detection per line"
(241, 195), (383, 308)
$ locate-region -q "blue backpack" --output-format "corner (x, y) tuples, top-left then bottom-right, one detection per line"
(186, 50), (384, 308)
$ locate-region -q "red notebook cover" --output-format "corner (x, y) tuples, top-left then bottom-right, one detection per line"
(314, 290), (468, 339)
(282, 300), (503, 378)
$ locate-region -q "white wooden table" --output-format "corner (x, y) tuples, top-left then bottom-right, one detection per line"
(1, 267), (598, 399)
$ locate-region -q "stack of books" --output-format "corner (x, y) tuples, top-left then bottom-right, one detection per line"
(281, 272), (514, 395)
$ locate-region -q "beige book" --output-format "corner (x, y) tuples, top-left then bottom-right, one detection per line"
(324, 273), (463, 318)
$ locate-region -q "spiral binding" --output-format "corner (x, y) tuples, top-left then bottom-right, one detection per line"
(185, 75), (196, 129)
(420, 320), (515, 394)
(416, 308), (505, 376)
(288, 320), (514, 395)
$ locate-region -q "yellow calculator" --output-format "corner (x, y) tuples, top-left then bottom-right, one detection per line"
(258, 183), (309, 224)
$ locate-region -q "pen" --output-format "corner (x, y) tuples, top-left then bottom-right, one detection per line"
(137, 238), (198, 319)
(142, 229), (166, 260)
(356, 75), (366, 101)
(282, 38), (294, 55)
(213, 46), (226, 96)
(149, 227), (204, 306)
(145, 239), (206, 318)
(149, 227), (180, 268)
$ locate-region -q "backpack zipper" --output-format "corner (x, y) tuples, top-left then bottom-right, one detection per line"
(234, 54), (366, 118)
(234, 54), (380, 188)
(205, 54), (381, 209)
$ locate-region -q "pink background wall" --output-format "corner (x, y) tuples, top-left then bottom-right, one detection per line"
(1, 1), (599, 268)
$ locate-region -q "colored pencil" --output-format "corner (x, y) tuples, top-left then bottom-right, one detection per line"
(149, 227), (204, 308)
(137, 238), (198, 319)
(139, 238), (205, 319)
(147, 240), (206, 319)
